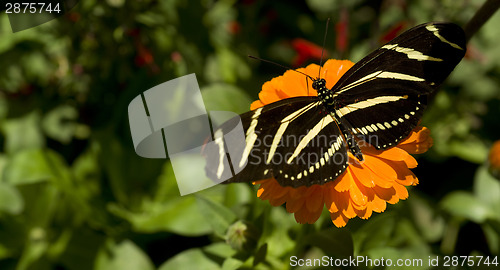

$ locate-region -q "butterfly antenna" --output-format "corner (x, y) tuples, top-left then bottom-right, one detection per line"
(318, 18), (330, 79)
(248, 55), (314, 81)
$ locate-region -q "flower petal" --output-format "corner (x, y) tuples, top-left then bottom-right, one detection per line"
(286, 196), (306, 213)
(324, 186), (340, 212)
(398, 126), (433, 154)
(354, 203), (373, 219)
(250, 100), (265, 110)
(343, 199), (357, 219)
(350, 159), (394, 189)
(395, 170), (418, 186)
(305, 186), (324, 212)
(373, 185), (397, 202)
(333, 170), (351, 192)
(349, 174), (368, 206)
(393, 182), (409, 200)
(370, 196), (387, 213)
(363, 145), (409, 162)
(330, 211), (349, 228)
(269, 194), (288, 207)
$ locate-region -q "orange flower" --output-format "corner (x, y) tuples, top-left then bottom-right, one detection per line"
(251, 59), (433, 227)
(489, 140), (500, 179)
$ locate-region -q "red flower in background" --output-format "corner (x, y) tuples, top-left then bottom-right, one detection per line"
(380, 21), (408, 44)
(227, 21), (241, 35)
(134, 44), (154, 67)
(335, 8), (349, 55)
(291, 39), (325, 67)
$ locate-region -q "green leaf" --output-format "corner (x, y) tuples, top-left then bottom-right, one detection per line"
(16, 227), (49, 270)
(203, 242), (236, 259)
(108, 196), (212, 236)
(1, 111), (44, 154)
(158, 248), (221, 270)
(366, 246), (433, 270)
(449, 136), (489, 164)
(473, 165), (500, 215)
(41, 105), (78, 144)
(306, 0), (340, 13)
(196, 195), (237, 237)
(306, 228), (353, 257)
(201, 83), (252, 116)
(96, 134), (164, 205)
(223, 183), (252, 209)
(56, 227), (107, 270)
(0, 217), (26, 260)
(353, 213), (396, 254)
(3, 148), (68, 185)
(222, 257), (244, 270)
(440, 191), (494, 223)
(0, 245), (10, 261)
(409, 195), (445, 242)
(482, 223), (500, 255)
(391, 218), (428, 249)
(135, 11), (167, 27)
(17, 182), (58, 228)
(253, 243), (267, 267)
(204, 49), (251, 83)
(154, 162), (181, 203)
(0, 182), (24, 214)
(263, 207), (296, 257)
(95, 239), (154, 270)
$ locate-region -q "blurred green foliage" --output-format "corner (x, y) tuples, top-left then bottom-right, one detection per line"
(0, 0), (500, 269)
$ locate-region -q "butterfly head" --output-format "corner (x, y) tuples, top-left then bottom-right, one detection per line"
(312, 78), (326, 91)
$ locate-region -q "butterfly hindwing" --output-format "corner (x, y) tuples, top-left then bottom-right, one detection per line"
(336, 94), (427, 149)
(204, 96), (349, 187)
(268, 110), (348, 187)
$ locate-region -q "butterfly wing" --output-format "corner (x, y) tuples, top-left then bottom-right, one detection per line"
(204, 22), (466, 187)
(204, 96), (349, 187)
(332, 22), (466, 149)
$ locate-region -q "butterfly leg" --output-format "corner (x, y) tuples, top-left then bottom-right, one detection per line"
(330, 112), (364, 161)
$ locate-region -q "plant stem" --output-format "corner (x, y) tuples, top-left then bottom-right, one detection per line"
(464, 0), (500, 41)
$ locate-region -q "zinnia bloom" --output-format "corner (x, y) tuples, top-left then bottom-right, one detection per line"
(251, 59), (433, 227)
(488, 140), (500, 179)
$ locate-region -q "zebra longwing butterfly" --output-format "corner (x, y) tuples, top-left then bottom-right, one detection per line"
(204, 22), (466, 188)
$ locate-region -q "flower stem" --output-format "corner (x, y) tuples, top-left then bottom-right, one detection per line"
(464, 0), (500, 42)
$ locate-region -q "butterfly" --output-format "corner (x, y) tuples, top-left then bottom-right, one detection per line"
(203, 22), (466, 188)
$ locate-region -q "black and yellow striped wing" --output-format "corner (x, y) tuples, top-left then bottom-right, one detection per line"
(333, 22), (466, 149)
(204, 97), (350, 187)
(205, 22), (466, 187)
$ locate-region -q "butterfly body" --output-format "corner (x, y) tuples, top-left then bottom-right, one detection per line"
(204, 22), (466, 188)
(312, 78), (365, 161)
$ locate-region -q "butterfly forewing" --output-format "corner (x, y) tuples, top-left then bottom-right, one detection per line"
(334, 23), (465, 95)
(332, 22), (466, 149)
